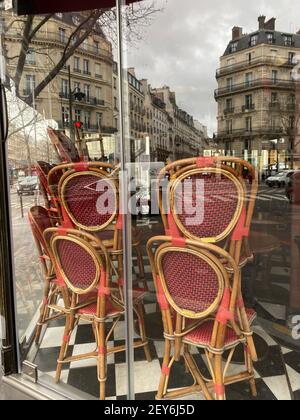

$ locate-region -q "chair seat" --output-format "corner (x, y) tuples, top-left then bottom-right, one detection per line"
(245, 307), (257, 325)
(182, 319), (245, 351)
(78, 299), (124, 318)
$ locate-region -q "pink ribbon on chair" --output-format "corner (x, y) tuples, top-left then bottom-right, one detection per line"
(166, 213), (187, 247)
(74, 162), (89, 172)
(232, 207), (249, 241)
(98, 270), (110, 297)
(196, 157), (215, 168)
(216, 288), (234, 325)
(116, 214), (123, 230)
(156, 276), (169, 311)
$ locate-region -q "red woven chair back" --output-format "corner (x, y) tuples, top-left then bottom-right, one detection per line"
(169, 168), (245, 243)
(28, 206), (55, 254)
(48, 128), (80, 163)
(157, 245), (224, 318)
(60, 171), (118, 231)
(51, 234), (102, 294)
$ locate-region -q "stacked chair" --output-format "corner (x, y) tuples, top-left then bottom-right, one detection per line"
(146, 156), (259, 400)
(29, 128), (151, 400)
(28, 206), (64, 344)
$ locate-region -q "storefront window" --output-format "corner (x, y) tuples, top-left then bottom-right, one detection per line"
(1, 0), (300, 402)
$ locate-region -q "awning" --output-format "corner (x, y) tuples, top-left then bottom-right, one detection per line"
(15, 0), (141, 15)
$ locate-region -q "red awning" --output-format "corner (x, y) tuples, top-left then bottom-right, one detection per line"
(15, 0), (141, 15)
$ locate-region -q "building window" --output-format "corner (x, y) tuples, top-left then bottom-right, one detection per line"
(96, 112), (103, 129)
(271, 92), (278, 104)
(226, 119), (233, 134)
(226, 77), (233, 91)
(24, 74), (36, 95)
(267, 33), (275, 44)
(272, 70), (278, 83)
(73, 82), (80, 92)
(74, 57), (81, 72)
(230, 42), (238, 53)
(59, 27), (66, 43)
(245, 94), (253, 110)
(83, 59), (90, 75)
(61, 106), (69, 126)
(83, 39), (89, 51)
(95, 63), (102, 78)
(93, 41), (99, 54)
(225, 98), (233, 112)
(114, 97), (118, 110)
(245, 72), (253, 87)
(83, 84), (90, 102)
(283, 35), (293, 47)
(25, 49), (36, 65)
(75, 109), (81, 122)
(96, 87), (102, 101)
(288, 52), (296, 65)
(250, 34), (258, 46)
(84, 111), (91, 129)
(61, 79), (68, 96)
(245, 116), (252, 132)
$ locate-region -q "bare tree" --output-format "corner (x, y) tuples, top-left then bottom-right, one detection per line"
(3, 2), (164, 105)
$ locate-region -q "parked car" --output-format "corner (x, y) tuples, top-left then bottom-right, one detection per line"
(286, 171), (300, 203)
(266, 170), (294, 188)
(17, 176), (39, 196)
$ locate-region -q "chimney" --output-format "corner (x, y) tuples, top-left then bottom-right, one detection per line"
(258, 15), (266, 30)
(264, 17), (276, 31)
(232, 26), (243, 40)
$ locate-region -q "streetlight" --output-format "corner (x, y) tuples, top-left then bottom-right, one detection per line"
(65, 65), (86, 141)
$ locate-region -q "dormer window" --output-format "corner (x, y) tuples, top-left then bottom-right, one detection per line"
(230, 42), (238, 53)
(250, 34), (258, 46)
(283, 35), (293, 46)
(267, 33), (275, 44)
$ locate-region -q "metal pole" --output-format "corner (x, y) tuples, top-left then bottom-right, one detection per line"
(116, 0), (135, 400)
(68, 65), (74, 141)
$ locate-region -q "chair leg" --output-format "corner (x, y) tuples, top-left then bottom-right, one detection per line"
(245, 348), (257, 397)
(214, 354), (225, 401)
(156, 339), (172, 400)
(35, 280), (51, 344)
(96, 321), (107, 401)
(135, 302), (152, 363)
(135, 245), (148, 291)
(55, 312), (74, 383)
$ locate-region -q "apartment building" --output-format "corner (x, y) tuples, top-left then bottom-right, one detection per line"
(3, 11), (115, 138)
(215, 16), (300, 169)
(152, 86), (205, 160)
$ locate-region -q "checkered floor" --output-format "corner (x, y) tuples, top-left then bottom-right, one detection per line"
(33, 218), (300, 400)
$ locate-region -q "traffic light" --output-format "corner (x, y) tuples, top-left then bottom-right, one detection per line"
(15, 0), (141, 15)
(74, 121), (83, 129)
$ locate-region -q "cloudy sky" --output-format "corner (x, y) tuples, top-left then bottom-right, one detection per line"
(126, 0), (300, 135)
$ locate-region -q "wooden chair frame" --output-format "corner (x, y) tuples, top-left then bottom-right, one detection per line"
(147, 236), (257, 401)
(28, 206), (64, 344)
(44, 227), (151, 400)
(157, 156), (259, 362)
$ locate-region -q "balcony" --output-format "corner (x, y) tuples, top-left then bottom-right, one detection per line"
(242, 104), (255, 112)
(83, 70), (91, 76)
(215, 127), (284, 139)
(5, 31), (113, 61)
(73, 68), (82, 74)
(224, 107), (235, 115)
(95, 74), (103, 80)
(215, 78), (296, 99)
(269, 102), (281, 111)
(216, 55), (299, 78)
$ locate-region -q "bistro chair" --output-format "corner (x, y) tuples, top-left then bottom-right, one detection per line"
(28, 206), (64, 344)
(147, 236), (257, 400)
(47, 161), (148, 290)
(44, 227), (151, 400)
(157, 156), (258, 361)
(48, 127), (81, 163)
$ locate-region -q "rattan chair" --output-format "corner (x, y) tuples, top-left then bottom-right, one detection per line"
(157, 156), (258, 361)
(47, 161), (148, 290)
(44, 227), (151, 400)
(28, 206), (64, 344)
(147, 236), (257, 401)
(48, 127), (81, 163)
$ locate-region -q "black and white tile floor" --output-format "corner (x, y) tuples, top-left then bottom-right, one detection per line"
(33, 244), (300, 401)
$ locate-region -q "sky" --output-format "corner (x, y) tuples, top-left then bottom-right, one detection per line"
(126, 0), (300, 136)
